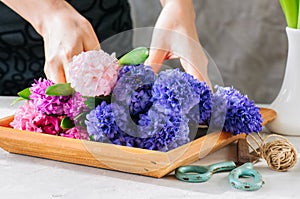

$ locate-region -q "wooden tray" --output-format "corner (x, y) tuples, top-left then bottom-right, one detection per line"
(0, 108), (276, 178)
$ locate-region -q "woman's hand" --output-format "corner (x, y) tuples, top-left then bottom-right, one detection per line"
(145, 0), (211, 87)
(2, 0), (100, 83)
(40, 2), (100, 83)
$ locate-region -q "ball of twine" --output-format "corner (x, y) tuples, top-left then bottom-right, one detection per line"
(247, 134), (297, 172)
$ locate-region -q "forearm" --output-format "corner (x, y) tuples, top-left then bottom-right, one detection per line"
(160, 0), (193, 6)
(160, 0), (195, 18)
(1, 0), (70, 35)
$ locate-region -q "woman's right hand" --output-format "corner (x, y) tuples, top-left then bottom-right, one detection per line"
(39, 1), (100, 83)
(2, 0), (100, 83)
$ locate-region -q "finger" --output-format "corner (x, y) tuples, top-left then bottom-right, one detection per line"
(167, 53), (180, 60)
(44, 58), (66, 84)
(180, 59), (205, 81)
(180, 58), (212, 89)
(83, 36), (100, 51)
(61, 43), (84, 83)
(83, 28), (100, 51)
(63, 59), (72, 83)
(144, 48), (168, 73)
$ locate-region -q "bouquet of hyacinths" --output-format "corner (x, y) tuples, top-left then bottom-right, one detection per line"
(280, 0), (300, 28)
(10, 47), (263, 152)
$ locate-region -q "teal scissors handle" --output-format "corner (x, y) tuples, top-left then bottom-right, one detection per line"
(175, 161), (236, 183)
(229, 163), (264, 191)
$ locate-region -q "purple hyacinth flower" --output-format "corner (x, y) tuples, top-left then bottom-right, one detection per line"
(210, 86), (263, 135)
(114, 64), (155, 119)
(85, 101), (118, 142)
(138, 105), (190, 151)
(182, 72), (212, 124)
(152, 69), (203, 115)
(85, 100), (190, 151)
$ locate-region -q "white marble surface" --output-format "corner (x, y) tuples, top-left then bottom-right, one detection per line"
(0, 97), (299, 199)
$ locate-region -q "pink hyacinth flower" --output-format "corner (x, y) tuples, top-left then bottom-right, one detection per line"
(10, 102), (41, 132)
(32, 115), (62, 135)
(30, 78), (86, 119)
(60, 126), (89, 140)
(69, 50), (119, 97)
(10, 102), (63, 135)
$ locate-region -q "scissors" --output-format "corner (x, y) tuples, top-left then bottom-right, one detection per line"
(175, 139), (264, 191)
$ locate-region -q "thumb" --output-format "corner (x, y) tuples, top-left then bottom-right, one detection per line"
(144, 49), (168, 73)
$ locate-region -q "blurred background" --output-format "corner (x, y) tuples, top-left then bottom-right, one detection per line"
(0, 0), (288, 104)
(129, 0), (288, 104)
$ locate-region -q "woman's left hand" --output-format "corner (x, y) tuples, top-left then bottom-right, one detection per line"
(145, 0), (211, 87)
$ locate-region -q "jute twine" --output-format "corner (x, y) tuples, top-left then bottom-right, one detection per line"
(247, 133), (297, 172)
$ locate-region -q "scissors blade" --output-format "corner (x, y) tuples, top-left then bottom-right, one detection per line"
(236, 138), (259, 166)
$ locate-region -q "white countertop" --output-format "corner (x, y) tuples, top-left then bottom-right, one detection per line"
(0, 97), (299, 199)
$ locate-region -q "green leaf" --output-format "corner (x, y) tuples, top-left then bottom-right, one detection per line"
(84, 96), (111, 109)
(17, 87), (31, 100)
(60, 117), (75, 130)
(46, 83), (74, 96)
(280, 0), (287, 16)
(118, 47), (149, 65)
(89, 136), (95, 141)
(297, 0), (300, 28)
(280, 0), (298, 28)
(11, 97), (26, 105)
